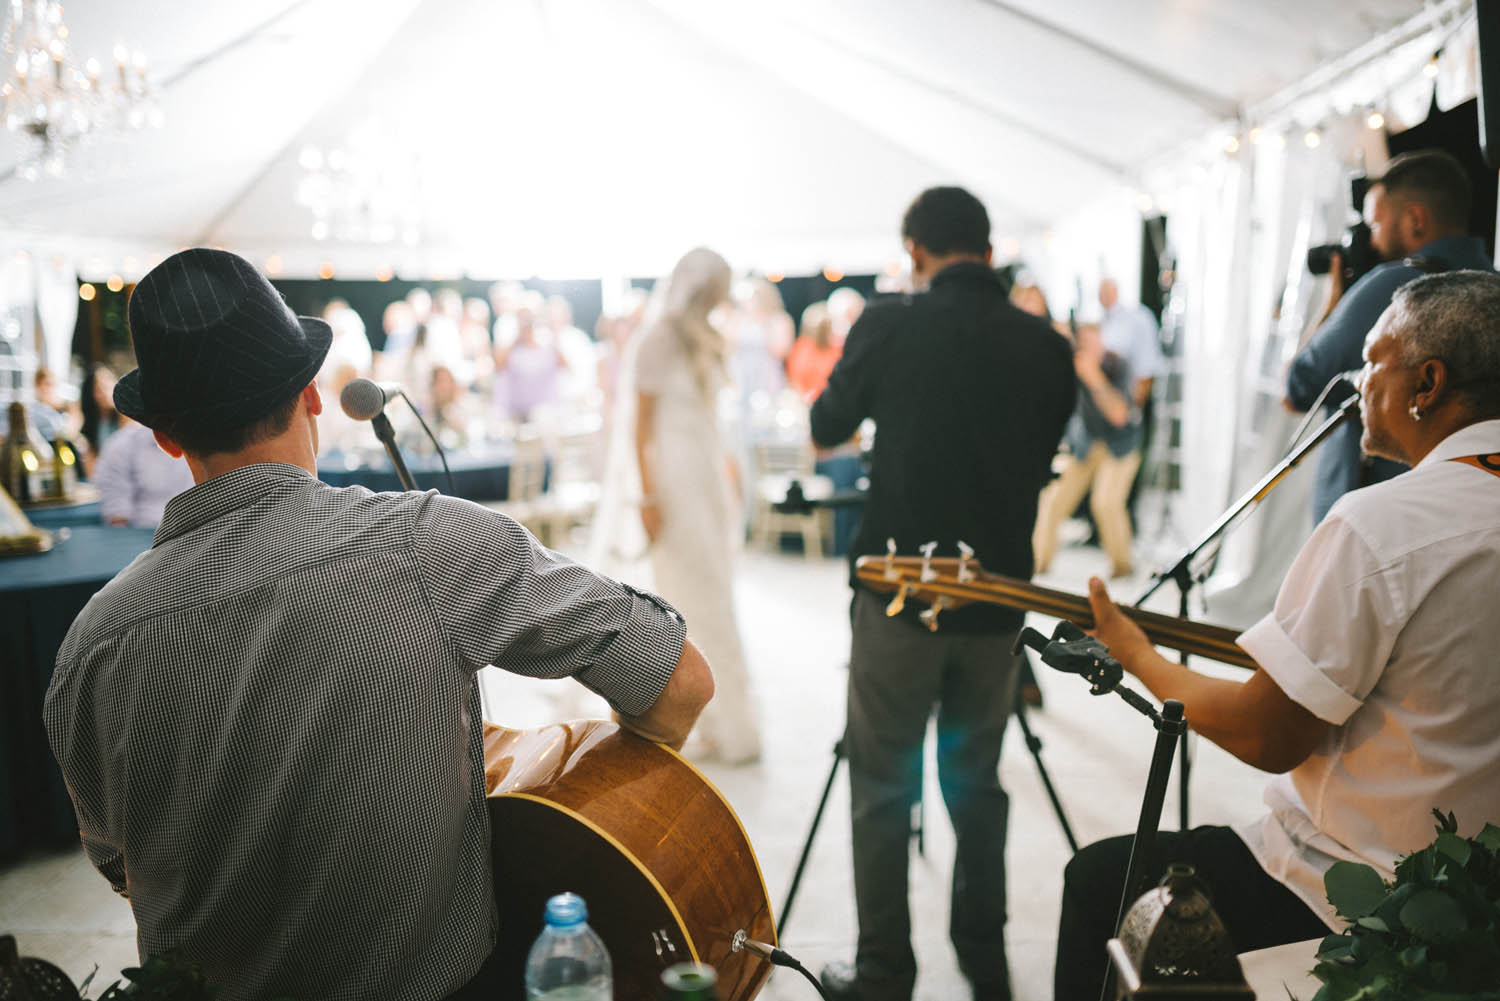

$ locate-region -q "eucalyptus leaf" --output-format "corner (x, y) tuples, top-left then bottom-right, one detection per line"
(1477, 824), (1500, 853)
(1326, 861), (1388, 918)
(1433, 832), (1471, 865)
(1399, 889), (1466, 943)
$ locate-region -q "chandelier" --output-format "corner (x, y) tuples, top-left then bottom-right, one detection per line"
(295, 123), (426, 246)
(1, 0), (161, 180)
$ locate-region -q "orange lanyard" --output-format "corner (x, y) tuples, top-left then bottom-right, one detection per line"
(1449, 453), (1500, 478)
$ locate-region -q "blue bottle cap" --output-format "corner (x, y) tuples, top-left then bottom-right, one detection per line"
(544, 892), (588, 927)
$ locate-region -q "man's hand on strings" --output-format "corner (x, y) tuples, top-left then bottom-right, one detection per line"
(1086, 576), (1153, 672)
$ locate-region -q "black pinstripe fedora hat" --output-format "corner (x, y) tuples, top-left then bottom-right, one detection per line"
(114, 248), (331, 429)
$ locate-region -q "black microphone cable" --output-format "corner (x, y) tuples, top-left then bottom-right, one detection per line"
(392, 388), (456, 496)
(732, 930), (831, 1000)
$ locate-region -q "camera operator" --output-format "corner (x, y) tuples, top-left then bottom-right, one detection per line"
(1286, 148), (1491, 523)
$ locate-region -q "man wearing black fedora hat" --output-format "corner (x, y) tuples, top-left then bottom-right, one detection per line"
(44, 248), (713, 1000)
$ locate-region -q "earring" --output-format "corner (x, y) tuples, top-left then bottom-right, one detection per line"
(1408, 403), (1423, 421)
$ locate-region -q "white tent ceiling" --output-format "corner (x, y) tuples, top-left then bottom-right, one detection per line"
(0, 0), (1444, 278)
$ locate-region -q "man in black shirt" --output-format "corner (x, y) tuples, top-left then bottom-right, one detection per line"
(810, 187), (1075, 1001)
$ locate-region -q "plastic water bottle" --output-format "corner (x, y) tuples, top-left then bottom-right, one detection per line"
(524, 892), (613, 1000)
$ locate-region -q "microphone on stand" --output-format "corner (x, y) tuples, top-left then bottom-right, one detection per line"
(339, 377), (455, 494)
(339, 379), (405, 421)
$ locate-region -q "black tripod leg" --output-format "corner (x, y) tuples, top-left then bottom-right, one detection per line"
(780, 738), (845, 936)
(1012, 698), (1079, 854)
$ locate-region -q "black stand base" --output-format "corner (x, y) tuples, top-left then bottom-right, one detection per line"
(778, 684), (1079, 936)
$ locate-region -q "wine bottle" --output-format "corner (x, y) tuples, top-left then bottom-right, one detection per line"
(2, 402), (57, 504)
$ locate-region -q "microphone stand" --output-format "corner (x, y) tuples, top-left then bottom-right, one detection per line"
(1013, 622), (1187, 1001)
(1131, 392), (1360, 829)
(370, 411), (417, 492)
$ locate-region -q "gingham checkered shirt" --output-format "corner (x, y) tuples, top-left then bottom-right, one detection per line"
(45, 463), (685, 1000)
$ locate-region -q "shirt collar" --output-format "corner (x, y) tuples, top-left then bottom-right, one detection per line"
(1413, 235), (1487, 260)
(1416, 419), (1500, 468)
(155, 462), (316, 545)
(929, 259), (1002, 290)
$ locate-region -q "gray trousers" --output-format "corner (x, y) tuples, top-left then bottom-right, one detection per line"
(845, 589), (1021, 1001)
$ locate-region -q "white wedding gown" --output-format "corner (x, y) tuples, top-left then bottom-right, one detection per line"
(588, 322), (762, 764)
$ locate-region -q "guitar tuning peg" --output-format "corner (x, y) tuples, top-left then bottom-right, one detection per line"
(884, 537), (899, 580)
(919, 540), (938, 582)
(956, 540), (975, 583)
(885, 581), (911, 617)
(919, 596), (950, 632)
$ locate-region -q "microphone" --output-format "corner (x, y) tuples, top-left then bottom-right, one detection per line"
(340, 378), (404, 421)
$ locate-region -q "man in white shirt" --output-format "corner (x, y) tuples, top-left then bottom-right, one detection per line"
(92, 419), (196, 528)
(1098, 278), (1164, 409)
(1055, 269), (1500, 1000)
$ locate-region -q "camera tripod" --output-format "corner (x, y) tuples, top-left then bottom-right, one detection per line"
(777, 651), (1080, 935)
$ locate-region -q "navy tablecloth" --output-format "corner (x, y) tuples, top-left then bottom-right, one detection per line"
(1, 525), (155, 862)
(20, 500), (103, 530)
(318, 453), (512, 501)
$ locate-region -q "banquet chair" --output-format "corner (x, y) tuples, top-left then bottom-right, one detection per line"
(751, 439), (831, 559)
(531, 418), (604, 547)
(483, 428), (548, 536)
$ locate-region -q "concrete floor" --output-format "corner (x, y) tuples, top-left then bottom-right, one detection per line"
(1, 526), (1278, 1000)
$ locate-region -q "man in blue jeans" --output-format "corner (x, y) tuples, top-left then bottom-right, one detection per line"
(811, 187), (1075, 1001)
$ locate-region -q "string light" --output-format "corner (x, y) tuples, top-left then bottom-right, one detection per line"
(318, 261), (335, 280)
(1248, 127), (1264, 145)
(105, 274), (123, 292)
(1366, 110), (1385, 130)
(264, 255), (284, 276)
(78, 282), (96, 301)
(1423, 53), (1440, 79)
(375, 265), (394, 282)
(1304, 129), (1322, 148)
(765, 271), (784, 283)
(822, 267), (844, 283)
(1222, 134), (1241, 154)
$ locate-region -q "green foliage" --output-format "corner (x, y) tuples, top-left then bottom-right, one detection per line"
(1311, 810), (1500, 1001)
(95, 952), (220, 1000)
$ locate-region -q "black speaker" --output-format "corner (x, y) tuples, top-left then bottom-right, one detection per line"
(1479, 0), (1500, 169)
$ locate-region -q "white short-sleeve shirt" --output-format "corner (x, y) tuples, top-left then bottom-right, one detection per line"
(1235, 419), (1500, 928)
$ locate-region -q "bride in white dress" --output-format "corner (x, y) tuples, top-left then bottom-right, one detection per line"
(588, 247), (762, 765)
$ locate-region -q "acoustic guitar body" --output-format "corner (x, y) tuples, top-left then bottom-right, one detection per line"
(485, 720), (775, 1001)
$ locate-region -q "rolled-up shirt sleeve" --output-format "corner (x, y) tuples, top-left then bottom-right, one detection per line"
(413, 494), (685, 717)
(1237, 510), (1399, 725)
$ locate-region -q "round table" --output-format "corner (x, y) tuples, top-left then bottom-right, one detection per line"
(0, 525), (155, 861)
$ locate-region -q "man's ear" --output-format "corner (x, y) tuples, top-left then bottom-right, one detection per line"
(303, 381), (323, 417)
(907, 242), (927, 276)
(152, 428), (185, 458)
(983, 244), (994, 267)
(1415, 358), (1446, 408)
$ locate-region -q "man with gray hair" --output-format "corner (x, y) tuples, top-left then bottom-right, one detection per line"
(1057, 269), (1500, 1000)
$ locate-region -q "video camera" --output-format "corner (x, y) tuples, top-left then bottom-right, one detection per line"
(1306, 173), (1380, 285)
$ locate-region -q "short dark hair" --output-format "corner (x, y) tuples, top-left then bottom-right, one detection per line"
(1372, 149), (1473, 231)
(901, 186), (990, 257)
(151, 387), (304, 457)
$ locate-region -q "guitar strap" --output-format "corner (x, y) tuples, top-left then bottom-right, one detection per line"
(1449, 453), (1500, 479)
